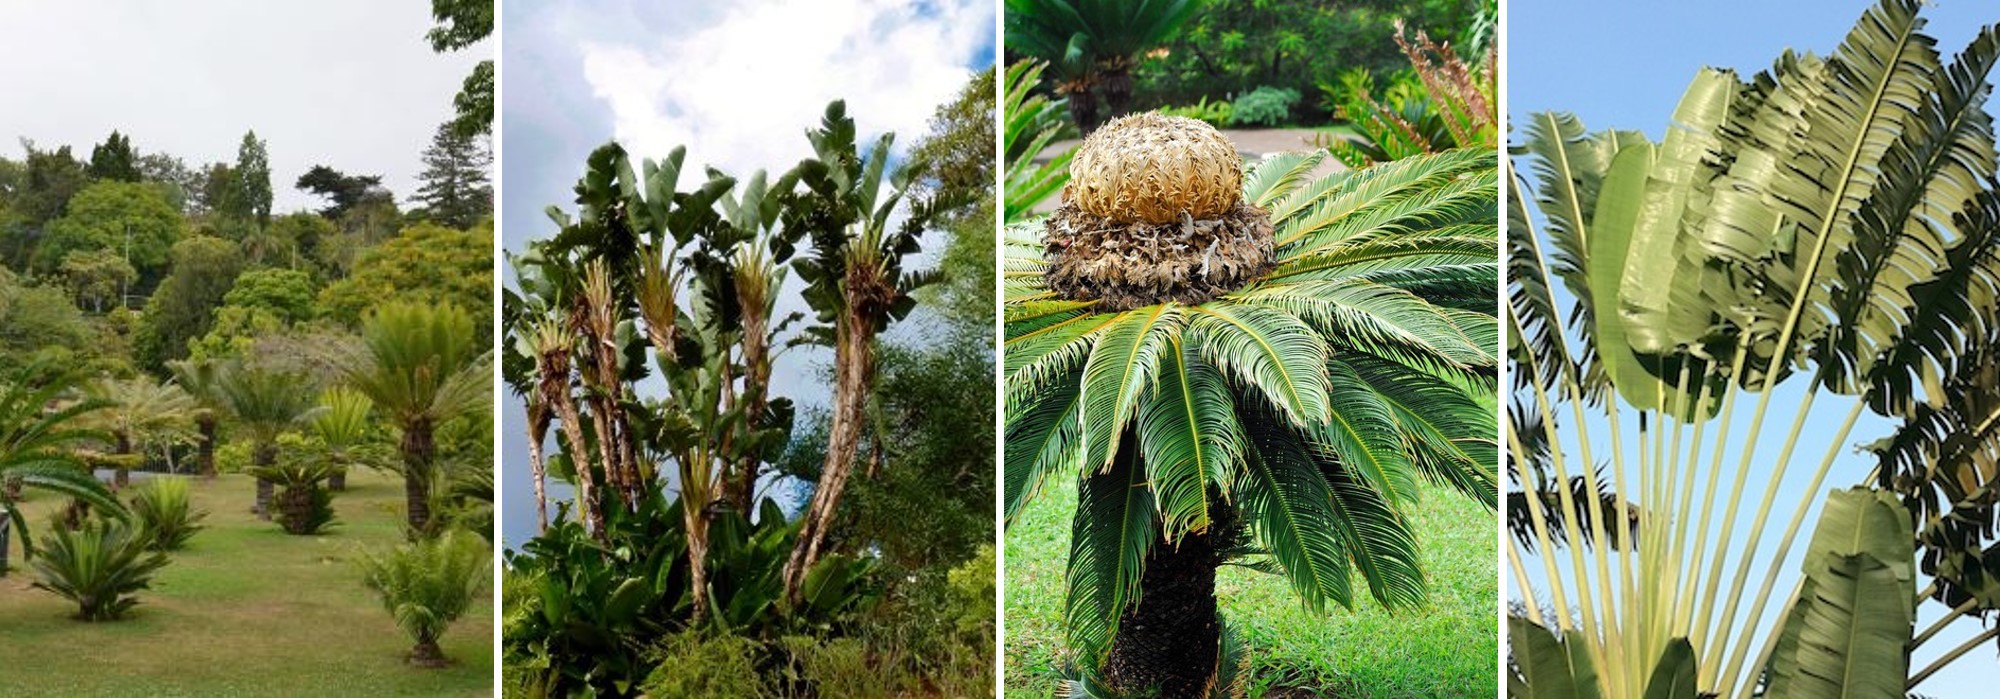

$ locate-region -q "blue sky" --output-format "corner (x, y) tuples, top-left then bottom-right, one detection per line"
(1510, 1), (2000, 695)
(498, 0), (995, 548)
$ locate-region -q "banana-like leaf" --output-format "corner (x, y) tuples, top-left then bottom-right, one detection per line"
(1508, 616), (1604, 699)
(1641, 639), (1698, 699)
(1764, 488), (1915, 699)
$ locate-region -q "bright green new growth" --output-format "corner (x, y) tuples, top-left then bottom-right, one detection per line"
(128, 476), (206, 551)
(29, 518), (170, 621)
(359, 529), (488, 667)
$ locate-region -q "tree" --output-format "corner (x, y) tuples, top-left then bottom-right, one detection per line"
(188, 268), (318, 360)
(87, 131), (140, 183)
(1506, 3), (2000, 695)
(267, 211), (337, 271)
(428, 0), (494, 137)
(59, 249), (135, 313)
(199, 162), (237, 221)
(0, 269), (94, 374)
(84, 376), (197, 487)
(36, 180), (181, 284)
(412, 123), (492, 230)
(226, 131), (272, 229)
(167, 359), (226, 479)
(905, 68), (998, 331)
(135, 235), (245, 371)
(318, 221), (493, 336)
(1006, 119), (1497, 691)
(135, 153), (202, 214)
(778, 101), (950, 603)
(336, 303), (487, 536)
(1003, 0), (1201, 131)
(16, 141), (87, 226)
(214, 363), (318, 521)
(295, 165), (384, 220)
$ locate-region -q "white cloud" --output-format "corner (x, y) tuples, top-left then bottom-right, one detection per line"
(577, 0), (989, 181)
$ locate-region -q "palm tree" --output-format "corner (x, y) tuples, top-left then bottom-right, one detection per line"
(168, 359), (227, 479)
(1006, 113), (1498, 693)
(214, 363), (319, 521)
(1004, 0), (1201, 131)
(778, 101), (949, 603)
(311, 387), (383, 491)
(0, 366), (117, 574)
(1506, 2), (2000, 695)
(338, 302), (487, 536)
(84, 376), (197, 487)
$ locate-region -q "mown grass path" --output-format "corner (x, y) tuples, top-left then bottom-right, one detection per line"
(0, 470), (493, 697)
(1004, 481), (1497, 698)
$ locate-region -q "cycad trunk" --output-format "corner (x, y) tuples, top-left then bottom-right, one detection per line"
(1068, 87), (1104, 135)
(276, 485), (318, 535)
(328, 467), (346, 491)
(410, 637), (448, 668)
(1099, 65), (1135, 125)
(402, 420), (434, 535)
(1105, 525), (1223, 697)
(196, 414), (218, 479)
(114, 433), (132, 488)
(782, 307), (876, 602)
(253, 442), (276, 520)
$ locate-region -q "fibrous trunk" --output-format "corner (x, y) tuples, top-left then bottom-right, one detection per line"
(409, 638), (448, 668)
(276, 486), (317, 535)
(402, 420), (434, 535)
(1099, 65), (1135, 124)
(1104, 524), (1223, 697)
(196, 414), (217, 479)
(1068, 85), (1104, 135)
(782, 306), (876, 602)
(114, 433), (132, 488)
(539, 355), (600, 536)
(253, 442), (276, 521)
(526, 399), (551, 533)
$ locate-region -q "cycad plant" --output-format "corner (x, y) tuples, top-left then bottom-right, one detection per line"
(1506, 1), (2000, 695)
(30, 518), (169, 621)
(337, 302), (488, 536)
(1004, 0), (1202, 131)
(360, 529), (489, 667)
(85, 375), (198, 486)
(128, 476), (205, 551)
(1006, 113), (1498, 694)
(0, 365), (116, 571)
(214, 363), (319, 521)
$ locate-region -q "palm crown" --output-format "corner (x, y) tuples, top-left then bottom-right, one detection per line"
(1004, 146), (1499, 666)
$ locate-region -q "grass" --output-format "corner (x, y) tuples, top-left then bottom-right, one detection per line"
(0, 469), (493, 697)
(1004, 481), (1497, 698)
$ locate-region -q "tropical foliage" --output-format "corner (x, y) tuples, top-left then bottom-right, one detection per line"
(1005, 142), (1499, 692)
(1506, 1), (2000, 695)
(360, 529), (489, 667)
(127, 476), (205, 551)
(1004, 0), (1202, 131)
(29, 518), (169, 621)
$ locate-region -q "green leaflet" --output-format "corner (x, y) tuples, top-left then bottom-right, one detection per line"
(1641, 639), (1697, 699)
(1508, 616), (1603, 699)
(1063, 445), (1157, 665)
(1764, 488), (1915, 699)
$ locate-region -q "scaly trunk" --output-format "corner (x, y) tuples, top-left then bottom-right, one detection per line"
(684, 465), (712, 624)
(1104, 522), (1223, 697)
(1068, 85), (1104, 135)
(526, 399), (551, 533)
(1099, 64), (1136, 125)
(114, 432), (132, 488)
(401, 419), (434, 536)
(276, 485), (318, 535)
(328, 467), (346, 491)
(409, 638), (448, 668)
(782, 308), (875, 602)
(253, 441), (276, 521)
(196, 414), (218, 479)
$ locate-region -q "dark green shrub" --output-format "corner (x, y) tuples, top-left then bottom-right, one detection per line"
(128, 476), (205, 550)
(248, 435), (338, 535)
(1159, 98), (1232, 128)
(29, 518), (169, 621)
(781, 636), (898, 699)
(1229, 86), (1302, 127)
(359, 530), (488, 667)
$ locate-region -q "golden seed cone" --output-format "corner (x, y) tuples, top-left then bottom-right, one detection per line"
(1068, 112), (1243, 225)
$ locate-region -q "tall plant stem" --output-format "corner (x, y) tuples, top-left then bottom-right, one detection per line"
(1909, 626), (2000, 689)
(1715, 398), (1866, 694)
(1912, 598), (1982, 650)
(1505, 423), (1575, 629)
(1505, 535), (1546, 626)
(1675, 342), (1752, 639)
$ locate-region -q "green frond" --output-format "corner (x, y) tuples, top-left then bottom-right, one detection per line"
(1226, 279), (1491, 373)
(1064, 447), (1157, 664)
(1078, 306), (1186, 472)
(1306, 361), (1423, 506)
(1236, 403), (1356, 613)
(1134, 341), (1242, 538)
(1005, 371), (1084, 525)
(1243, 150), (1329, 208)
(1348, 355), (1497, 508)
(1184, 303), (1332, 428)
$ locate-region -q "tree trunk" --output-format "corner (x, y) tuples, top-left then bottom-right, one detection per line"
(526, 401), (551, 533)
(2, 476), (20, 501)
(1068, 87), (1104, 135)
(782, 311), (875, 603)
(196, 414), (218, 479)
(409, 638), (448, 668)
(541, 369), (600, 536)
(1103, 524), (1223, 697)
(253, 442), (276, 521)
(328, 467), (346, 492)
(685, 483), (711, 624)
(402, 420), (434, 536)
(276, 486), (317, 535)
(0, 508), (11, 577)
(114, 433), (132, 488)
(1099, 66), (1136, 125)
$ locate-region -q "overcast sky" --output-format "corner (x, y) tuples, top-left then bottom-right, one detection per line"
(0, 0), (487, 213)
(499, 0), (995, 545)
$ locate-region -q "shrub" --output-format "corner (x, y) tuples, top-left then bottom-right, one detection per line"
(248, 435), (339, 535)
(128, 477), (205, 551)
(1229, 85), (1302, 127)
(640, 631), (772, 699)
(782, 635), (898, 699)
(360, 530), (488, 667)
(29, 518), (169, 621)
(1159, 97), (1233, 128)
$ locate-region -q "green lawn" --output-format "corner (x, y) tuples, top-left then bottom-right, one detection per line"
(0, 470), (494, 697)
(1004, 482), (1497, 698)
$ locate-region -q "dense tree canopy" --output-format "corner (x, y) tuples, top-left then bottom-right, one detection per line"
(318, 220), (492, 336)
(36, 180), (182, 284)
(412, 124), (491, 230)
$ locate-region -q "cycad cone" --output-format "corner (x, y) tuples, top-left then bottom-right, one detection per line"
(1069, 113), (1244, 224)
(1043, 113), (1275, 311)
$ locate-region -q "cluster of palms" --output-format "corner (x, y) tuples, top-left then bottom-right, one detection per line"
(1507, 1), (2000, 695)
(1004, 0), (1201, 132)
(1002, 50), (1499, 694)
(0, 303), (488, 659)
